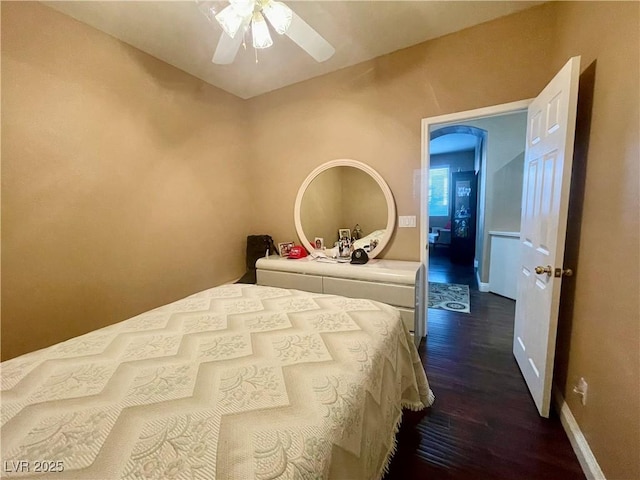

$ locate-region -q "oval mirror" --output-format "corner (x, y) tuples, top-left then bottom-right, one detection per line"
(294, 159), (396, 259)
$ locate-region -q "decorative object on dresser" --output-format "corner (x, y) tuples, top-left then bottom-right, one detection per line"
(350, 248), (369, 264)
(277, 241), (294, 257)
(287, 245), (308, 259)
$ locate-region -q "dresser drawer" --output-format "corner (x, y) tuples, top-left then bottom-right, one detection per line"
(322, 277), (415, 308)
(397, 307), (415, 333)
(257, 270), (323, 293)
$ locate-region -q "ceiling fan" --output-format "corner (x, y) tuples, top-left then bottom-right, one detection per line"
(197, 0), (335, 64)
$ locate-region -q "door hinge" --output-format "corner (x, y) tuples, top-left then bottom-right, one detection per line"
(554, 267), (574, 278)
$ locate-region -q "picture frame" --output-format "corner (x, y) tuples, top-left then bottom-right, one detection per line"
(338, 228), (351, 240)
(340, 239), (352, 257)
(278, 241), (294, 257)
(314, 237), (324, 250)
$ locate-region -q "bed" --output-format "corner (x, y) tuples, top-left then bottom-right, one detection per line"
(0, 284), (433, 479)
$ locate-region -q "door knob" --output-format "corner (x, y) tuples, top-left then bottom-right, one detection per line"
(535, 265), (574, 277)
(535, 265), (553, 277)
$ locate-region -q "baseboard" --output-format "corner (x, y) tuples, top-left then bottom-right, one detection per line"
(553, 387), (606, 480)
(476, 271), (490, 292)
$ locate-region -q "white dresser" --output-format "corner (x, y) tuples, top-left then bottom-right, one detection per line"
(256, 256), (421, 335)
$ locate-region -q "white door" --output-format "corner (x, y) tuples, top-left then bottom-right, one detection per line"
(514, 56), (581, 417)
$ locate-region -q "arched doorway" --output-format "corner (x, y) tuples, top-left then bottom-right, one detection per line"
(428, 125), (487, 279)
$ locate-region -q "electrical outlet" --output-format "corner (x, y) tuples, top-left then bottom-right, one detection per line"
(573, 377), (588, 406)
(399, 216), (416, 228)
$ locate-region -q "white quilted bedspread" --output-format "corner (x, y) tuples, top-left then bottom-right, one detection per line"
(0, 284), (433, 480)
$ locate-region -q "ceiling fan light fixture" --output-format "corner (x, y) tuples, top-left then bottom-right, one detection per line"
(251, 12), (273, 49)
(215, 4), (245, 38)
(209, 0), (334, 65)
(262, 0), (292, 35)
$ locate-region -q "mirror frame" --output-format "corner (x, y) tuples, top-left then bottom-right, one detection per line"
(294, 159), (396, 259)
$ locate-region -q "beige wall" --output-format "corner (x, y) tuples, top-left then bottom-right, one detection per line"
(550, 3), (640, 479)
(1, 2), (638, 478)
(1, 2), (252, 360)
(492, 152), (525, 231)
(246, 5), (556, 260)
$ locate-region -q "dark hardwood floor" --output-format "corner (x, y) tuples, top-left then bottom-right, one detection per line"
(385, 248), (584, 480)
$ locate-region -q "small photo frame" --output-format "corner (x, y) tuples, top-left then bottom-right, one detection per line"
(339, 239), (351, 257)
(314, 237), (324, 250)
(278, 241), (294, 257)
(338, 228), (351, 240)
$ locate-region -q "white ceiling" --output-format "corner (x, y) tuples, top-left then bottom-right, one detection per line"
(46, 1), (544, 99)
(430, 133), (478, 155)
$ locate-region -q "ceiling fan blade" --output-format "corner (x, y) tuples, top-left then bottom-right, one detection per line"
(212, 31), (243, 64)
(285, 11), (335, 62)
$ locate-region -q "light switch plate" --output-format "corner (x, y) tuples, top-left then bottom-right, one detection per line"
(399, 216), (417, 228)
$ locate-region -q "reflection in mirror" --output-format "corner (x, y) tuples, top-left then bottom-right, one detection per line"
(294, 159), (396, 259)
(300, 166), (388, 248)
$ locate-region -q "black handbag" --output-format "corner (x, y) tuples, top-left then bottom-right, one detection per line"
(237, 235), (277, 284)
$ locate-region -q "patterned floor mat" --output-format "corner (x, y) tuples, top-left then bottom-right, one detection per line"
(428, 282), (470, 313)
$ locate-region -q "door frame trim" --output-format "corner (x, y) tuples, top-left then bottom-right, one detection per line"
(418, 99), (533, 338)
